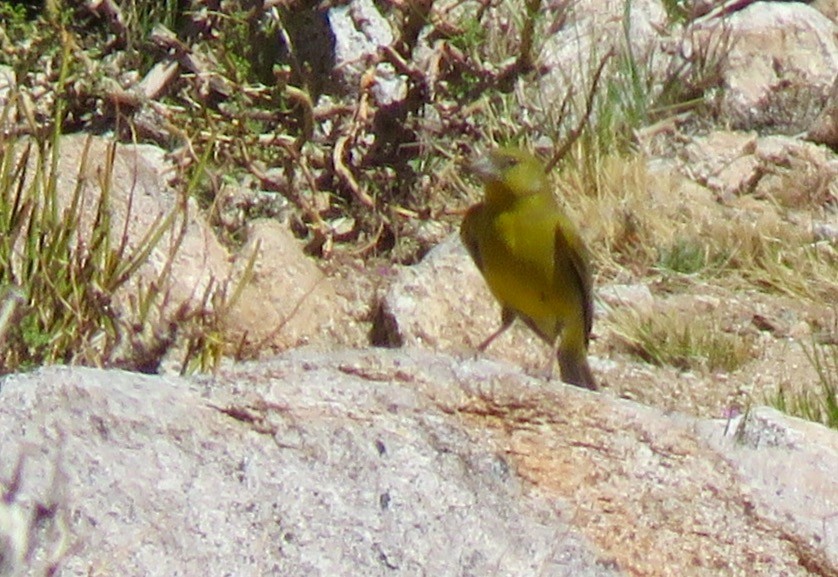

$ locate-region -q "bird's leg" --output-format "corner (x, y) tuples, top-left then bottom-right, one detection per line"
(477, 308), (516, 351)
(543, 346), (557, 379)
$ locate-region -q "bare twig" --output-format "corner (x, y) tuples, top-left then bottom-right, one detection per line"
(517, 0), (542, 72)
(331, 66), (378, 210)
(333, 134), (375, 209)
(695, 0), (758, 22)
(545, 50), (615, 172)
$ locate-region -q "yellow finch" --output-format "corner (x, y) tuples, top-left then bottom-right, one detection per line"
(461, 147), (597, 390)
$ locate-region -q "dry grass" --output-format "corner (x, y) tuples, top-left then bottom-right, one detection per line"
(555, 150), (836, 300)
(767, 339), (838, 428)
(550, 148), (835, 421)
(608, 307), (756, 374)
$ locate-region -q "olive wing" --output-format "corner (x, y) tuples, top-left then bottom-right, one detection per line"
(460, 203), (485, 271)
(553, 223), (594, 344)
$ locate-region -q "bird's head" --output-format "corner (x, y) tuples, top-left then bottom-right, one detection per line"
(470, 147), (548, 202)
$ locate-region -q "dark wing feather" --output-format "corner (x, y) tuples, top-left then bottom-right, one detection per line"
(553, 223), (594, 345)
(460, 203), (485, 271)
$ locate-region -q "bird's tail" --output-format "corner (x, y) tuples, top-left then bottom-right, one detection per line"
(557, 328), (597, 390)
(557, 349), (597, 390)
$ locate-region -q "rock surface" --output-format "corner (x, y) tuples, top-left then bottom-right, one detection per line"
(807, 75), (838, 149)
(1, 349), (835, 576)
(679, 131), (838, 203)
(19, 134), (359, 366)
(226, 219), (352, 356)
(40, 133), (231, 307)
(720, 3), (838, 132)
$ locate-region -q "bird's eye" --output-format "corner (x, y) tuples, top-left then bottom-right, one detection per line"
(496, 155), (519, 170)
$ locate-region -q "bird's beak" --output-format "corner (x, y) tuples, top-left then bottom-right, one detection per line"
(469, 155), (499, 183)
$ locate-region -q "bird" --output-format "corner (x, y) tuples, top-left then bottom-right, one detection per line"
(460, 147), (597, 390)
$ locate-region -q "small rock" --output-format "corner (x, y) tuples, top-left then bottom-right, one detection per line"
(679, 130), (759, 197)
(328, 0), (394, 90)
(0, 65), (14, 110)
(719, 3), (838, 133)
(813, 223), (838, 242)
(598, 284), (655, 318)
(806, 75), (838, 150)
(226, 219), (354, 356)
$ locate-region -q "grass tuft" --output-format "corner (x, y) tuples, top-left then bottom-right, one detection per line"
(610, 308), (755, 373)
(768, 339), (838, 429)
(658, 238), (708, 275)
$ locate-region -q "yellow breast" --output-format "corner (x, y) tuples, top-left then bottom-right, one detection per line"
(479, 208), (579, 332)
